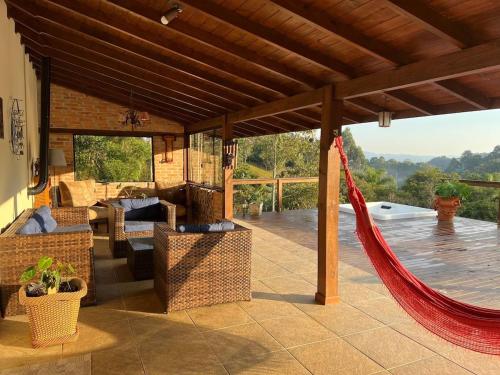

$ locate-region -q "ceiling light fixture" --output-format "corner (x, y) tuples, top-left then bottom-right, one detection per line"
(161, 4), (183, 25)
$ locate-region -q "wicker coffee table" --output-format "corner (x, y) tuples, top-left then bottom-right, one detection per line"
(127, 237), (154, 280)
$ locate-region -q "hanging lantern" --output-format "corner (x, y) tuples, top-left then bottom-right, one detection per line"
(378, 111), (392, 128)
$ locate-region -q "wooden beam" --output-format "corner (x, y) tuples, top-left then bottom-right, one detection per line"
(223, 116), (234, 220)
(269, 0), (409, 65)
(186, 116), (225, 134)
(180, 0), (354, 78)
(335, 39), (500, 99)
(107, 0), (321, 90)
(386, 91), (436, 115)
(228, 88), (325, 123)
(434, 81), (491, 110)
(316, 85), (341, 305)
(50, 127), (183, 137)
(384, 0), (476, 48)
(268, 0), (490, 113)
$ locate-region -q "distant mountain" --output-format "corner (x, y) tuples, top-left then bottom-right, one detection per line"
(364, 151), (440, 163)
(427, 156), (452, 170)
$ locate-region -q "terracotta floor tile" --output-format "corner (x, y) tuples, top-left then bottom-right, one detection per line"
(344, 326), (435, 369)
(289, 337), (383, 375)
(62, 319), (134, 356)
(441, 346), (500, 375)
(203, 323), (283, 364)
(260, 315), (336, 348)
(351, 298), (410, 325)
(390, 321), (457, 354)
(187, 303), (254, 331)
(238, 281), (303, 321)
(140, 333), (226, 375)
(389, 355), (473, 375)
(308, 302), (384, 336)
(225, 350), (309, 375)
(92, 343), (144, 375)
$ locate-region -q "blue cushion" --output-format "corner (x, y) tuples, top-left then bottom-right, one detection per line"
(120, 197), (159, 211)
(17, 206), (57, 234)
(120, 198), (163, 221)
(124, 221), (156, 233)
(53, 224), (92, 233)
(17, 218), (43, 235)
(177, 221), (235, 233)
(32, 206), (57, 233)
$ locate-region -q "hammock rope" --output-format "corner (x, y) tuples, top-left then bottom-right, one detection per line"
(335, 136), (500, 355)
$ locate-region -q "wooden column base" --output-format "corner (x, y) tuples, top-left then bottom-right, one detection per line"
(315, 292), (340, 305)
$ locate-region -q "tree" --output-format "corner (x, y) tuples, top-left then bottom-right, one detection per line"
(398, 166), (445, 208)
(342, 128), (366, 170)
(74, 136), (152, 182)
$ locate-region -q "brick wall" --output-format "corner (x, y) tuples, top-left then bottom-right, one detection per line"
(49, 84), (185, 200)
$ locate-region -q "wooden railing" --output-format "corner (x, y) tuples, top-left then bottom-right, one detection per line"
(459, 179), (500, 225)
(232, 177), (318, 212)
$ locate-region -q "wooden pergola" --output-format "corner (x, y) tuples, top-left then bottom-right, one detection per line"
(8, 0), (500, 305)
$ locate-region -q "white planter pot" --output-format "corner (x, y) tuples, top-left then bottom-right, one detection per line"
(249, 202), (263, 216)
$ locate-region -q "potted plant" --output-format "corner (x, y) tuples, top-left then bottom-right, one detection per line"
(18, 256), (87, 348)
(247, 185), (266, 216)
(434, 181), (470, 221)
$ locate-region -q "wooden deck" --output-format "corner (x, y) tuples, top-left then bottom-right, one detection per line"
(240, 210), (500, 308)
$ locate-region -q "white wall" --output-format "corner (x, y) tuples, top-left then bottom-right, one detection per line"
(0, 0), (40, 230)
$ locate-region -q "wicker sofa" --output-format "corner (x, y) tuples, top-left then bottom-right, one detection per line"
(108, 198), (176, 258)
(0, 207), (95, 317)
(153, 223), (252, 313)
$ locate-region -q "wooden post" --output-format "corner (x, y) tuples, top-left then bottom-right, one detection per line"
(183, 133), (190, 181)
(277, 179), (283, 212)
(223, 116), (234, 220)
(316, 85), (342, 305)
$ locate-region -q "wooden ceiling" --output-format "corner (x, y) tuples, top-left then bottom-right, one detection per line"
(6, 0), (500, 137)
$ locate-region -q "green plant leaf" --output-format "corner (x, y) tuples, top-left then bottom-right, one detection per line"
(67, 263), (75, 275)
(19, 266), (36, 283)
(37, 256), (53, 271)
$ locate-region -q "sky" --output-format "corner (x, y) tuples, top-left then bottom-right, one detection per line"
(344, 109), (500, 157)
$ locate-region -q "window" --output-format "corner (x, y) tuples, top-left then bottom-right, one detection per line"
(73, 135), (153, 182)
(188, 130), (223, 187)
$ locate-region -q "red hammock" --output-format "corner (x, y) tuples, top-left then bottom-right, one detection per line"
(335, 136), (500, 355)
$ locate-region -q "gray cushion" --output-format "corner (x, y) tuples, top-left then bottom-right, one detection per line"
(53, 224), (92, 233)
(17, 206), (57, 234)
(177, 221), (235, 233)
(124, 221), (156, 233)
(128, 237), (154, 251)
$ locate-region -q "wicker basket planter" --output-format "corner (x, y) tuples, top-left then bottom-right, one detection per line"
(18, 278), (87, 348)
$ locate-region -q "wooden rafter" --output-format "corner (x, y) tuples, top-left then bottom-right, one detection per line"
(384, 0), (477, 49)
(269, 0), (409, 65)
(10, 4), (314, 131)
(180, 0), (354, 78)
(385, 91), (436, 116)
(433, 81), (491, 110)
(108, 0), (321, 91)
(335, 39), (500, 99)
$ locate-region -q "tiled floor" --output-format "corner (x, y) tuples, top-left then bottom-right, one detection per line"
(1, 212), (499, 374)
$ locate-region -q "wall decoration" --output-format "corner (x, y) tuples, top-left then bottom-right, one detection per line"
(162, 135), (176, 163)
(0, 97), (4, 139)
(10, 98), (25, 157)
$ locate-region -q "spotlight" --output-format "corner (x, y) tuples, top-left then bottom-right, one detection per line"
(161, 4), (183, 25)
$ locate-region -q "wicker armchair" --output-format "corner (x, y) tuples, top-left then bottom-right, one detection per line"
(109, 200), (176, 258)
(0, 207), (95, 317)
(153, 223), (252, 313)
